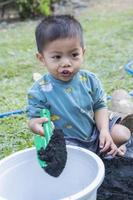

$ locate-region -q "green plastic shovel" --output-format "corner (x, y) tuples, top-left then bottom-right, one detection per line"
(34, 109), (53, 168)
(34, 108), (67, 177)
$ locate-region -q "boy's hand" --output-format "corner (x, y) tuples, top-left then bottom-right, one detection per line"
(28, 118), (48, 136)
(99, 130), (118, 157)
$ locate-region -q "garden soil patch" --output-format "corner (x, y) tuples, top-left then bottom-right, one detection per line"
(98, 136), (133, 200)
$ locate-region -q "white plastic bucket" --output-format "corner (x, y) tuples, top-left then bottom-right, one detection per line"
(0, 146), (104, 200)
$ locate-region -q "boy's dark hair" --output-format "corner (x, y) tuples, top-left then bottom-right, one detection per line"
(35, 15), (84, 53)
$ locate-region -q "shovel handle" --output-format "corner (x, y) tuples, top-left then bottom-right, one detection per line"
(40, 109), (52, 147)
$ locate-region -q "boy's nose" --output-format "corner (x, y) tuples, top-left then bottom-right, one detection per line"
(60, 59), (71, 68)
(61, 63), (71, 68)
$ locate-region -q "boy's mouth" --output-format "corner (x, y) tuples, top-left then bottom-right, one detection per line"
(60, 70), (72, 77)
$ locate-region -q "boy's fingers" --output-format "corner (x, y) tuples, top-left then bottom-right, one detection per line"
(35, 117), (48, 124)
(100, 142), (104, 149)
(31, 124), (44, 136)
(29, 117), (48, 127)
(99, 136), (105, 149)
(36, 125), (44, 136)
(35, 118), (48, 135)
(107, 148), (117, 157)
(28, 117), (48, 135)
(105, 142), (117, 157)
(100, 141), (110, 152)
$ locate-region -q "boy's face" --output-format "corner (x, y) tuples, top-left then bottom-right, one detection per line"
(37, 37), (85, 82)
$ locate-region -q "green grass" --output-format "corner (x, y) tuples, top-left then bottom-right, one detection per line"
(81, 9), (133, 93)
(0, 5), (133, 159)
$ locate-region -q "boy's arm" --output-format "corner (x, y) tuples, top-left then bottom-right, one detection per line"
(89, 73), (117, 156)
(27, 80), (48, 135)
(94, 108), (118, 157)
(94, 108), (109, 132)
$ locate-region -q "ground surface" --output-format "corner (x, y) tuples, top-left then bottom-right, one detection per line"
(97, 136), (133, 200)
(98, 155), (133, 200)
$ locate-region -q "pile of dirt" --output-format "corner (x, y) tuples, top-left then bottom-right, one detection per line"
(38, 129), (67, 177)
(97, 138), (133, 200)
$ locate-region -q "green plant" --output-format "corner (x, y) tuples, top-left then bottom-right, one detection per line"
(39, 0), (52, 16)
(16, 0), (39, 19)
(16, 0), (57, 19)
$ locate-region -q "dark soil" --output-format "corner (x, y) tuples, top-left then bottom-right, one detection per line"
(38, 129), (67, 177)
(97, 137), (133, 200)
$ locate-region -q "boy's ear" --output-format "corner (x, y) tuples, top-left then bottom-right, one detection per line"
(36, 53), (45, 63)
(82, 47), (86, 55)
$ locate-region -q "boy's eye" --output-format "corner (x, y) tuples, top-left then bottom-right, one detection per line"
(52, 55), (61, 59)
(72, 53), (79, 57)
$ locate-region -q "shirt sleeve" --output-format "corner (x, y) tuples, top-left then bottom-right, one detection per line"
(89, 73), (107, 111)
(27, 81), (47, 119)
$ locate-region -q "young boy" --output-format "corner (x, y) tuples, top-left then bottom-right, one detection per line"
(27, 15), (131, 157)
